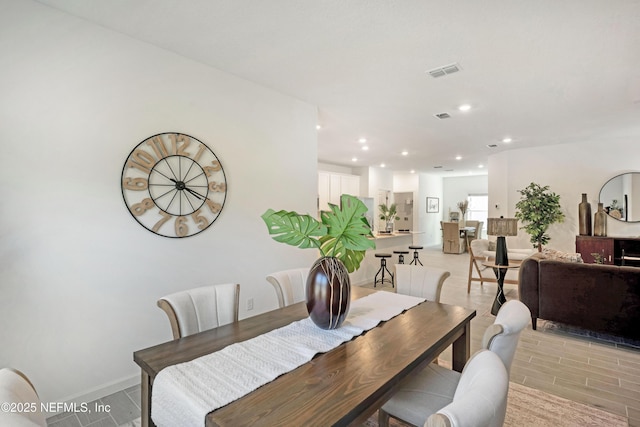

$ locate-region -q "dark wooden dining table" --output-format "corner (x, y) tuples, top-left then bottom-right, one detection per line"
(134, 286), (476, 427)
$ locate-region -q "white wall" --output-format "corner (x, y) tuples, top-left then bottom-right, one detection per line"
(416, 174), (445, 247)
(488, 140), (640, 252)
(318, 162), (355, 175)
(443, 175), (489, 221)
(0, 0), (318, 404)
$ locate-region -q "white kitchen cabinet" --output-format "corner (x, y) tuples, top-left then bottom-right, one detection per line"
(318, 172), (360, 211)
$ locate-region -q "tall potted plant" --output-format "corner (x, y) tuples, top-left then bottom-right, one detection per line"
(378, 203), (399, 233)
(261, 194), (375, 329)
(515, 182), (565, 252)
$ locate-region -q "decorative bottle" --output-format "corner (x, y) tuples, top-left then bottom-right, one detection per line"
(594, 203), (607, 237)
(578, 193), (592, 236)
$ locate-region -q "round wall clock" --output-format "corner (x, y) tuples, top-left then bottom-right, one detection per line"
(121, 132), (227, 238)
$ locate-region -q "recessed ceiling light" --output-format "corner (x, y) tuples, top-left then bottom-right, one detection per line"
(351, 157), (358, 162)
(359, 138), (367, 143)
(380, 163), (386, 168)
(410, 170), (415, 174)
(458, 104), (471, 112)
(401, 150), (408, 156)
(455, 155), (462, 160)
(316, 125), (322, 130)
(362, 146), (369, 151)
(478, 164), (484, 168)
(502, 137), (512, 143)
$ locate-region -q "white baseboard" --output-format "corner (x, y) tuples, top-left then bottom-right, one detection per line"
(49, 374), (139, 416)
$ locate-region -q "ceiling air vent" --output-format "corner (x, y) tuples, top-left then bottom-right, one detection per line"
(486, 144), (498, 148)
(434, 112), (451, 119)
(427, 63), (461, 78)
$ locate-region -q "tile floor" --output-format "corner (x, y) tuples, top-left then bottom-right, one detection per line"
(47, 245), (640, 426)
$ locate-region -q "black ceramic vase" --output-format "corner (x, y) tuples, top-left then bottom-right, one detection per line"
(306, 257), (351, 330)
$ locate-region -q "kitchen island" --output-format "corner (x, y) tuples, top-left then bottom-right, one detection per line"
(350, 232), (423, 286)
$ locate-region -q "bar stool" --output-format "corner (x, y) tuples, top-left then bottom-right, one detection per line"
(409, 245), (424, 266)
(374, 253), (394, 287)
(393, 250), (410, 264)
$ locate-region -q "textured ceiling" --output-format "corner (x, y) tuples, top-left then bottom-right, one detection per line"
(36, 0), (640, 176)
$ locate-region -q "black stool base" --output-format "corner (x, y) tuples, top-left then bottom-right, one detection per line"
(374, 254), (394, 288)
(408, 246), (424, 266)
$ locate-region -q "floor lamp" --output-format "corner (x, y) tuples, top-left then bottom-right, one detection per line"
(486, 217), (519, 265)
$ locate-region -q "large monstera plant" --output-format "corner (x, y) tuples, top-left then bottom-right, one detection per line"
(261, 194), (375, 273)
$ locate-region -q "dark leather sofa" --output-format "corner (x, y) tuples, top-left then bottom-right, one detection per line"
(518, 253), (640, 340)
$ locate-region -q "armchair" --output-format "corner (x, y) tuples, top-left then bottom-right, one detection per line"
(467, 239), (534, 293)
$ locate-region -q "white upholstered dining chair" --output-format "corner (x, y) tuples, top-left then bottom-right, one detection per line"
(425, 350), (509, 427)
(379, 299), (530, 427)
(395, 264), (450, 303)
(157, 283), (240, 339)
(265, 267), (309, 308)
(0, 368), (47, 427)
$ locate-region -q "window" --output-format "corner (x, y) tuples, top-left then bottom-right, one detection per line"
(467, 194), (488, 239)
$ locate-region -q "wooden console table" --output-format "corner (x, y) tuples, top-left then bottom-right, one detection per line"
(576, 235), (640, 266)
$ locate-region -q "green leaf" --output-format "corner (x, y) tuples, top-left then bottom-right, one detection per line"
(261, 209), (326, 251)
(261, 194), (375, 272)
(318, 236), (368, 273)
(515, 182), (565, 249)
(321, 195), (375, 254)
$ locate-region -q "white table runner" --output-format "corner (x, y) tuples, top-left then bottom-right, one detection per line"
(151, 291), (424, 427)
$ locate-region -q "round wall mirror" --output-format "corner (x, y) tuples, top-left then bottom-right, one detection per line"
(599, 172), (640, 222)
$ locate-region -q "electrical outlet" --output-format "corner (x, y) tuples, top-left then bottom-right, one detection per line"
(247, 298), (254, 311)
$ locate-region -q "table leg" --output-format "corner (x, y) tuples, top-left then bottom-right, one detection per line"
(452, 321), (471, 372)
(491, 268), (507, 315)
(140, 371), (155, 427)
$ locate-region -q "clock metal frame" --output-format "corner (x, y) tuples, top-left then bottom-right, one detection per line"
(121, 132), (227, 238)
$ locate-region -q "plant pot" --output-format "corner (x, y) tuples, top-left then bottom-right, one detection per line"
(306, 257), (351, 329)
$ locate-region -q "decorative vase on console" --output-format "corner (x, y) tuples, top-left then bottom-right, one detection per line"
(594, 203), (607, 237)
(578, 193), (592, 236)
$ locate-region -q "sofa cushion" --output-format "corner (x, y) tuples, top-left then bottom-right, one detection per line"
(541, 248), (583, 263)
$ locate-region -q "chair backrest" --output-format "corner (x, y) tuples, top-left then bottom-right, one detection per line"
(481, 299), (531, 374)
(476, 221), (484, 240)
(157, 283), (240, 339)
(395, 264), (450, 302)
(465, 220), (479, 228)
(426, 350), (509, 427)
(442, 222), (460, 238)
(266, 268), (309, 308)
(443, 222), (465, 254)
(0, 368), (47, 427)
(469, 239), (489, 258)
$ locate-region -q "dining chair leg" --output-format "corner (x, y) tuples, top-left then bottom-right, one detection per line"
(378, 408), (391, 427)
